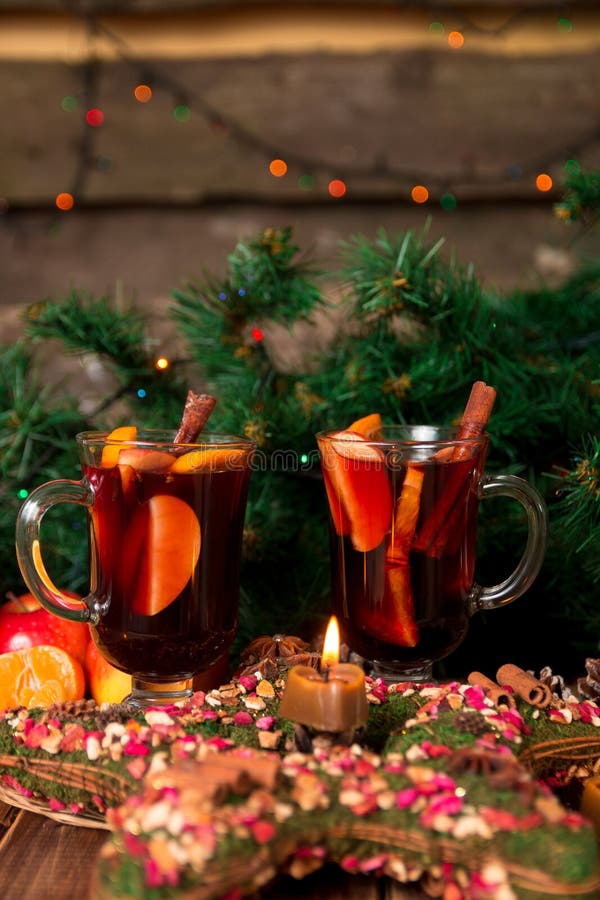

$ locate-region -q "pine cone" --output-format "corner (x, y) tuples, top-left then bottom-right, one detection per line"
(44, 699), (137, 727)
(453, 710), (490, 736)
(577, 658), (600, 701)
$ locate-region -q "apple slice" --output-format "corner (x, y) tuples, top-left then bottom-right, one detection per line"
(101, 426), (137, 467)
(170, 447), (249, 473)
(326, 431), (392, 552)
(348, 412), (383, 440)
(117, 494), (201, 617)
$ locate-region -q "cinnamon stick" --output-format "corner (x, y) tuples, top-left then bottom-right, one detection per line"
(413, 381), (496, 556)
(496, 664), (552, 709)
(174, 390), (217, 443)
(468, 671), (516, 709)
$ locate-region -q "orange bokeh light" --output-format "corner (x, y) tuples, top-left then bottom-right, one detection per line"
(269, 159), (288, 177)
(448, 31), (465, 48)
(155, 357), (169, 370)
(134, 84), (153, 103)
(536, 173), (553, 192)
(55, 192), (74, 211)
(411, 185), (429, 204)
(328, 179), (347, 198)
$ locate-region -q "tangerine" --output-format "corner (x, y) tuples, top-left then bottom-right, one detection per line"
(0, 645), (85, 711)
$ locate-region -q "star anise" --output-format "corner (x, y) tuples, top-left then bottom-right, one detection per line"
(241, 634), (310, 663)
(447, 747), (536, 801)
(237, 634), (319, 679)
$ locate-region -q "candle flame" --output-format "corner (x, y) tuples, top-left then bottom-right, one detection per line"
(321, 616), (340, 669)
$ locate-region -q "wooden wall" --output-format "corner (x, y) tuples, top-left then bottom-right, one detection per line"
(0, 2), (599, 350)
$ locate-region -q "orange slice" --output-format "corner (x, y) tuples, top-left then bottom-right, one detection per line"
(101, 426), (137, 467)
(170, 447), (249, 473)
(348, 413), (383, 440)
(322, 431), (392, 552)
(0, 645), (85, 711)
(117, 495), (201, 616)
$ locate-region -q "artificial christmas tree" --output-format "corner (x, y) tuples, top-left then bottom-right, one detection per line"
(1, 171), (598, 676)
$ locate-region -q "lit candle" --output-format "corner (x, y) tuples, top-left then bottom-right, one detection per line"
(279, 616), (368, 732)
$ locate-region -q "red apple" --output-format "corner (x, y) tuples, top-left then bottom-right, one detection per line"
(85, 640), (132, 705)
(0, 592), (90, 667)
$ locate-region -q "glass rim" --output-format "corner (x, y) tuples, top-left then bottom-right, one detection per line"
(76, 429), (256, 449)
(316, 425), (489, 447)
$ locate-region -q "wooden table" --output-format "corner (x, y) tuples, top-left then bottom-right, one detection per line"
(0, 799), (427, 899)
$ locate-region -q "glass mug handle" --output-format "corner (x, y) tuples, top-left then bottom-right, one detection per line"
(468, 474), (547, 615)
(15, 479), (98, 625)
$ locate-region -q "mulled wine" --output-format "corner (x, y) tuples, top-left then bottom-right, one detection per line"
(85, 458), (252, 681)
(329, 450), (484, 673)
(317, 412), (547, 682)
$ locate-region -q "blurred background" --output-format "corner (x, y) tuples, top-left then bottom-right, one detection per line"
(1, 0), (599, 337)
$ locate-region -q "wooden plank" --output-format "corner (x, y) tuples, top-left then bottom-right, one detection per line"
(1, 1), (596, 13)
(0, 809), (106, 899)
(1, 49), (598, 207)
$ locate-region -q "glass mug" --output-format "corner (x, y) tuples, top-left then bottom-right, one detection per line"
(16, 430), (255, 707)
(317, 425), (547, 683)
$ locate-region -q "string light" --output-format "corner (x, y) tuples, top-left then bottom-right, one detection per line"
(251, 326), (264, 342)
(536, 173), (553, 192)
(61, 96), (78, 112)
(269, 159), (288, 177)
(448, 31), (465, 49)
(411, 185), (429, 204)
(46, 11), (584, 214)
(173, 105), (191, 123)
(55, 192), (74, 211)
(328, 179), (347, 198)
(155, 356), (169, 370)
(85, 108), (104, 127)
(440, 193), (457, 210)
(137, 388), (147, 398)
(134, 84), (153, 103)
(17, 489), (28, 500)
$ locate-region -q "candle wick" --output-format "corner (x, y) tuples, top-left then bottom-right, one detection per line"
(322, 666), (330, 683)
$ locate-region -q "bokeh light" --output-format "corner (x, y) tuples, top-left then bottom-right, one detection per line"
(251, 326), (264, 342)
(134, 84), (153, 103)
(298, 174), (314, 190)
(440, 193), (457, 210)
(557, 18), (573, 33)
(269, 159), (288, 177)
(448, 31), (465, 49)
(55, 192), (74, 211)
(155, 356), (169, 370)
(61, 96), (78, 112)
(328, 179), (347, 198)
(429, 22), (444, 35)
(535, 173), (553, 192)
(411, 185), (429, 204)
(173, 105), (191, 123)
(85, 108), (104, 127)
(565, 159), (581, 176)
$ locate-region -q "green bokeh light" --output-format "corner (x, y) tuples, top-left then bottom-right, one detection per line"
(557, 18), (573, 33)
(564, 159), (581, 176)
(298, 175), (315, 191)
(440, 193), (457, 211)
(61, 96), (78, 112)
(173, 105), (191, 123)
(429, 22), (444, 35)
(17, 488), (28, 499)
